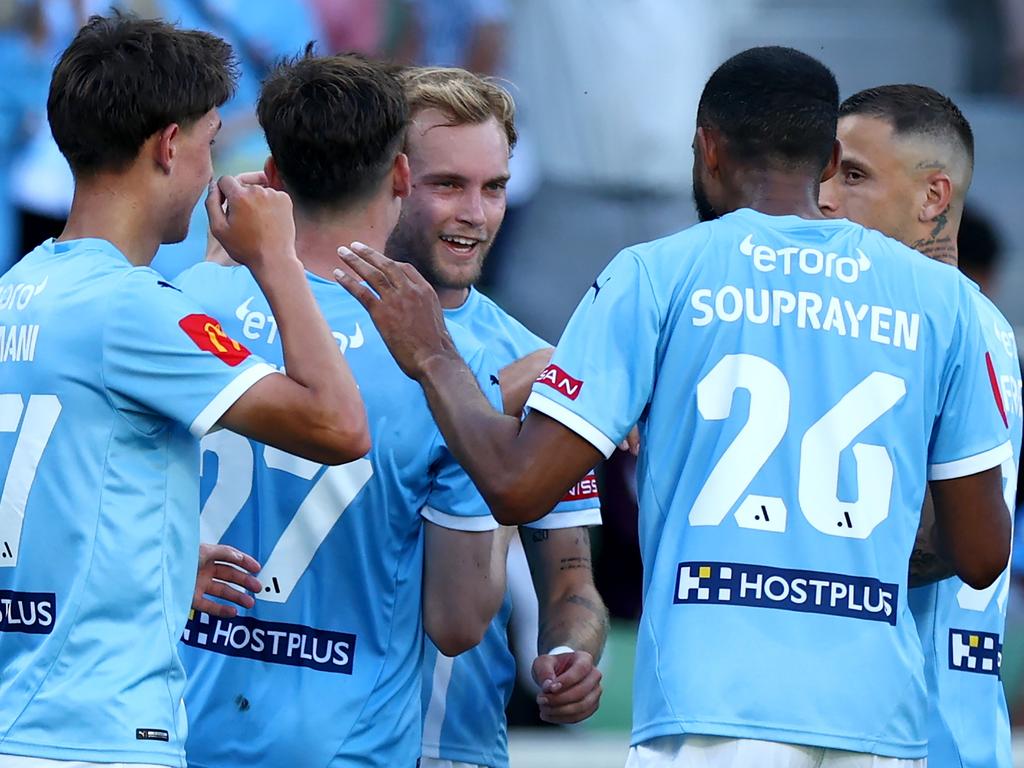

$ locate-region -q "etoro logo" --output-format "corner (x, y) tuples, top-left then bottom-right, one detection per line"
(536, 364), (583, 400)
(739, 234), (871, 283)
(179, 314), (251, 366)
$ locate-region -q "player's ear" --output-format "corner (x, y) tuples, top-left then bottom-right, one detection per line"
(920, 172), (953, 224)
(264, 156), (285, 191)
(820, 139), (842, 183)
(696, 126), (719, 177)
(154, 123), (179, 174)
(393, 153), (411, 200)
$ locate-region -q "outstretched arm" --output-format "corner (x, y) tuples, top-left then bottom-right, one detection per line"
(334, 243), (603, 524)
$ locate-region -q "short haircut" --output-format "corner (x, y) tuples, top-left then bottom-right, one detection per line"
(399, 66), (517, 151)
(839, 84), (974, 168)
(697, 46), (839, 171)
(48, 13), (237, 175)
(258, 50), (409, 210)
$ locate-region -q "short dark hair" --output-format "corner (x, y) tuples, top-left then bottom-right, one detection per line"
(839, 84), (974, 167)
(48, 13), (237, 175)
(258, 50), (409, 210)
(697, 46), (839, 171)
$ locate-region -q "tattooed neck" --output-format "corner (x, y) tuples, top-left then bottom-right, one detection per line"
(910, 207), (957, 266)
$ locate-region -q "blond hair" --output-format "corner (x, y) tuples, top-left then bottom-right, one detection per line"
(399, 66), (517, 150)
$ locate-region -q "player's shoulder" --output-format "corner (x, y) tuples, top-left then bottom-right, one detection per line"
(444, 316), (488, 363)
(466, 288), (550, 351)
(173, 261), (253, 299)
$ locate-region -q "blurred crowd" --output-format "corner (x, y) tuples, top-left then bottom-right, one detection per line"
(3, 0), (1024, 731)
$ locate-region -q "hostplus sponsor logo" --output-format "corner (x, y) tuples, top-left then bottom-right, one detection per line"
(674, 561), (897, 625)
(0, 590), (55, 634)
(949, 628), (1001, 676)
(182, 611), (356, 674)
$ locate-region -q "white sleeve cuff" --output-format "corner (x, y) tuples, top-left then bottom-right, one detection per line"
(189, 363), (279, 438)
(421, 504), (500, 532)
(523, 508), (602, 530)
(526, 392), (617, 458)
(928, 440), (1013, 481)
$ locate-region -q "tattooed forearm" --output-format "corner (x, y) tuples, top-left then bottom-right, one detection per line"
(539, 591), (610, 659)
(560, 556), (592, 571)
(530, 529), (549, 543)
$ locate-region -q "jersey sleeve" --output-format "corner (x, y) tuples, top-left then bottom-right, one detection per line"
(420, 327), (503, 532)
(525, 248), (661, 458)
(522, 469), (602, 529)
(928, 278), (1014, 480)
(102, 268), (277, 438)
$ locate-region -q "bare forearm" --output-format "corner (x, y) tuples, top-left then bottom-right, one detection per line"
(418, 352), (545, 516)
(539, 586), (608, 661)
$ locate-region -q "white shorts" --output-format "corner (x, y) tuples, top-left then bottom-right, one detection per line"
(0, 756), (167, 768)
(418, 759), (486, 768)
(625, 736), (926, 768)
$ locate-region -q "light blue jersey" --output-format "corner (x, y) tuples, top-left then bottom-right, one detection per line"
(525, 208), (1013, 758)
(909, 285), (1022, 767)
(174, 264), (503, 768)
(421, 288), (601, 767)
(0, 239), (275, 766)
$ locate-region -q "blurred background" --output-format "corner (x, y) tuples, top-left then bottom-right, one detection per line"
(3, 0), (1023, 763)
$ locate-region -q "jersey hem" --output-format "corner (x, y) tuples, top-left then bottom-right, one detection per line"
(189, 363), (278, 437)
(630, 719), (927, 759)
(525, 393), (617, 458)
(523, 508), (602, 529)
(420, 742), (503, 768)
(928, 440), (1013, 480)
(421, 505), (499, 532)
(0, 739), (184, 767)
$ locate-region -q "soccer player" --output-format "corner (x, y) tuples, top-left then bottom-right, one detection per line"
(336, 47), (1013, 767)
(0, 15), (369, 768)
(174, 52), (509, 768)
(386, 67), (607, 768)
(819, 84), (1023, 768)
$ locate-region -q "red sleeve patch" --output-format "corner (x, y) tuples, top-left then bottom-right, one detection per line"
(179, 314), (252, 367)
(986, 351), (1009, 428)
(561, 472), (599, 502)
(536, 364), (583, 400)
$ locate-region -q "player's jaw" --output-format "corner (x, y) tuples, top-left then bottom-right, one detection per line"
(431, 229), (492, 288)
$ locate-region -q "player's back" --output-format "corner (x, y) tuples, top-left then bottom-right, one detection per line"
(528, 207), (1012, 758)
(0, 240), (222, 766)
(176, 263), (499, 768)
(909, 287), (1022, 768)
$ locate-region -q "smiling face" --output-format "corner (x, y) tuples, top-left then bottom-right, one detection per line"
(385, 108), (509, 305)
(818, 114), (922, 244)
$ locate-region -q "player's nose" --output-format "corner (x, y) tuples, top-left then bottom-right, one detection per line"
(818, 178), (841, 218)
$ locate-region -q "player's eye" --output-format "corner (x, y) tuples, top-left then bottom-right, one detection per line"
(844, 169), (865, 184)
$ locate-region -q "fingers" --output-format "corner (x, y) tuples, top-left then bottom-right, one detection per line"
(349, 241), (412, 287)
(205, 180), (227, 233)
(236, 170), (270, 187)
(546, 652), (593, 692)
(192, 596), (238, 619)
(334, 267), (380, 313)
(204, 579), (257, 609)
(531, 654), (559, 689)
(338, 246), (394, 295)
(201, 543), (262, 574)
(206, 563), (262, 594)
(216, 173), (245, 200)
(538, 670), (603, 723)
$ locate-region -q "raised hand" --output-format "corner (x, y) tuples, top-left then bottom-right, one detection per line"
(205, 173), (296, 271)
(334, 242), (457, 380)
